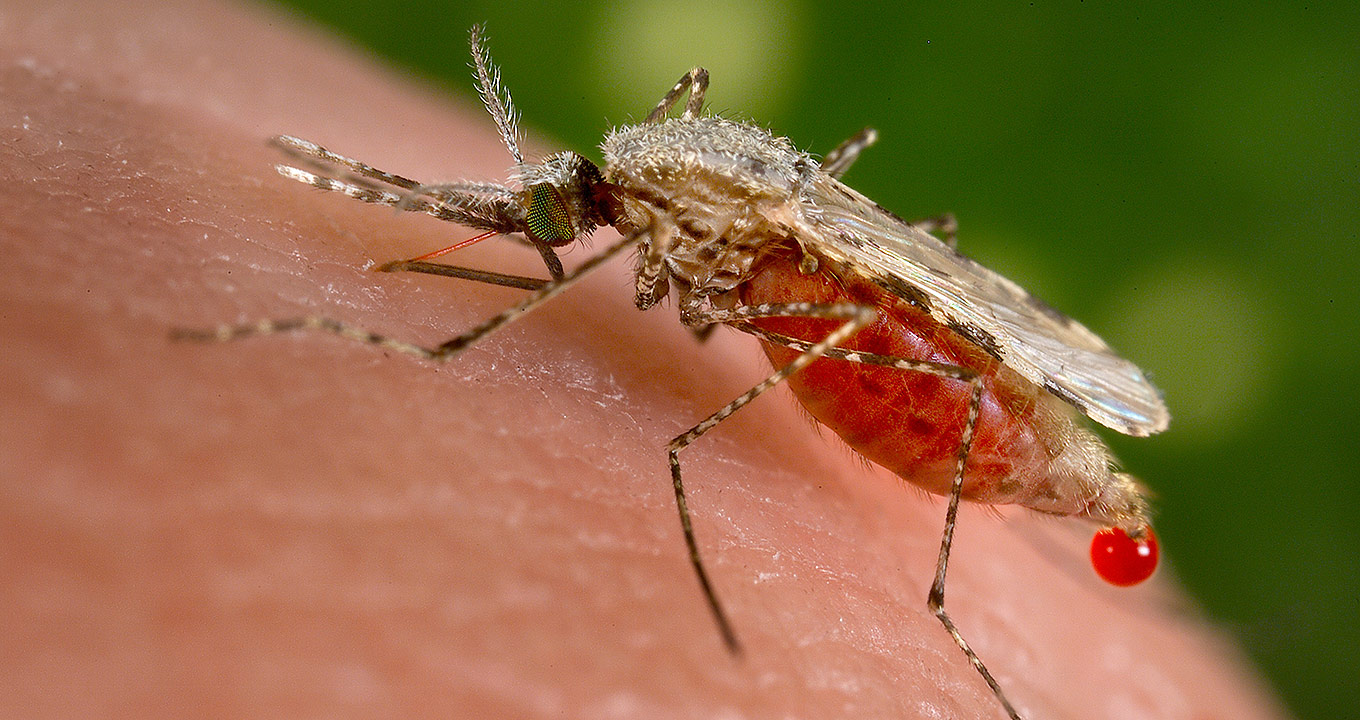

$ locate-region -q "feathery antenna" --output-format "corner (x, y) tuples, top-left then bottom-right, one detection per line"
(468, 25), (523, 166)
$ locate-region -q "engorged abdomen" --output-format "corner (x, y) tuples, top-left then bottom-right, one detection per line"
(740, 255), (1077, 509)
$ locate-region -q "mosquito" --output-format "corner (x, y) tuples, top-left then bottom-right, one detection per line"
(176, 26), (1169, 719)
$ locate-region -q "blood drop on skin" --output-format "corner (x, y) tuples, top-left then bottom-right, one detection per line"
(1091, 527), (1159, 586)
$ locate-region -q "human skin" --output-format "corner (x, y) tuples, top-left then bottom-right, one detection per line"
(0, 2), (1289, 718)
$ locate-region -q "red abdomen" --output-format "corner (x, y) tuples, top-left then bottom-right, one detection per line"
(740, 256), (1056, 506)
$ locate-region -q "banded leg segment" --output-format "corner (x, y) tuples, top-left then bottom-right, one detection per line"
(820, 127), (878, 179)
(666, 299), (879, 652)
(173, 232), (639, 361)
(732, 322), (978, 380)
(679, 307), (1017, 717)
(634, 218), (677, 310)
(645, 67), (710, 123)
(926, 375), (1022, 720)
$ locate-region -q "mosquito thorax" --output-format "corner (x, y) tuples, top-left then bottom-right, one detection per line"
(599, 117), (822, 301)
(601, 117), (813, 200)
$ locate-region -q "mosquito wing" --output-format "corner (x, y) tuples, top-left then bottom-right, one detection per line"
(801, 174), (1169, 437)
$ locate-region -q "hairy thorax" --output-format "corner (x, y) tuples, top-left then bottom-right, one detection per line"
(601, 117), (816, 297)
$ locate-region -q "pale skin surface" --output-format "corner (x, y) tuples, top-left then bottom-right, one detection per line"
(0, 2), (1290, 719)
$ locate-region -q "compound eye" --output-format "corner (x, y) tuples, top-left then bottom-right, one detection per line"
(525, 183), (576, 246)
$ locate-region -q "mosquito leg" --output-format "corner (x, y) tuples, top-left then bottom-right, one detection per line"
(732, 323), (977, 381)
(927, 379), (1023, 720)
(171, 316), (444, 360)
(664, 299), (878, 652)
(533, 241), (566, 281)
(819, 127), (878, 179)
(397, 226), (629, 358)
(173, 232), (638, 360)
(909, 213), (959, 249)
(717, 320), (1018, 715)
(645, 67), (710, 123)
(633, 219), (675, 310)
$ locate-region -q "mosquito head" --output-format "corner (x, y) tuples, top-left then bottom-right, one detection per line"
(515, 151), (621, 247)
(467, 28), (623, 247)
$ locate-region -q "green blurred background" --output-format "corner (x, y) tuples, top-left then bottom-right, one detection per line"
(270, 1), (1358, 717)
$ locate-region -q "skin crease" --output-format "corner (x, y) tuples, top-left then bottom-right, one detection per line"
(0, 2), (1291, 719)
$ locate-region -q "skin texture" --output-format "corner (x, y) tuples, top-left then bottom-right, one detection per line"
(0, 2), (1291, 719)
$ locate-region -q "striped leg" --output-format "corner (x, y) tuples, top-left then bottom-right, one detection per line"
(684, 315), (1013, 717)
(173, 232), (637, 360)
(633, 218), (677, 310)
(819, 127), (878, 178)
(665, 299), (876, 652)
(927, 377), (1022, 720)
(645, 67), (710, 123)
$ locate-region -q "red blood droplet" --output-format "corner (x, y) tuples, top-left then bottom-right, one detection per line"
(1090, 526), (1158, 586)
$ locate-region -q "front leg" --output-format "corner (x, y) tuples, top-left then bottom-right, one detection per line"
(633, 219), (677, 310)
(173, 233), (638, 361)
